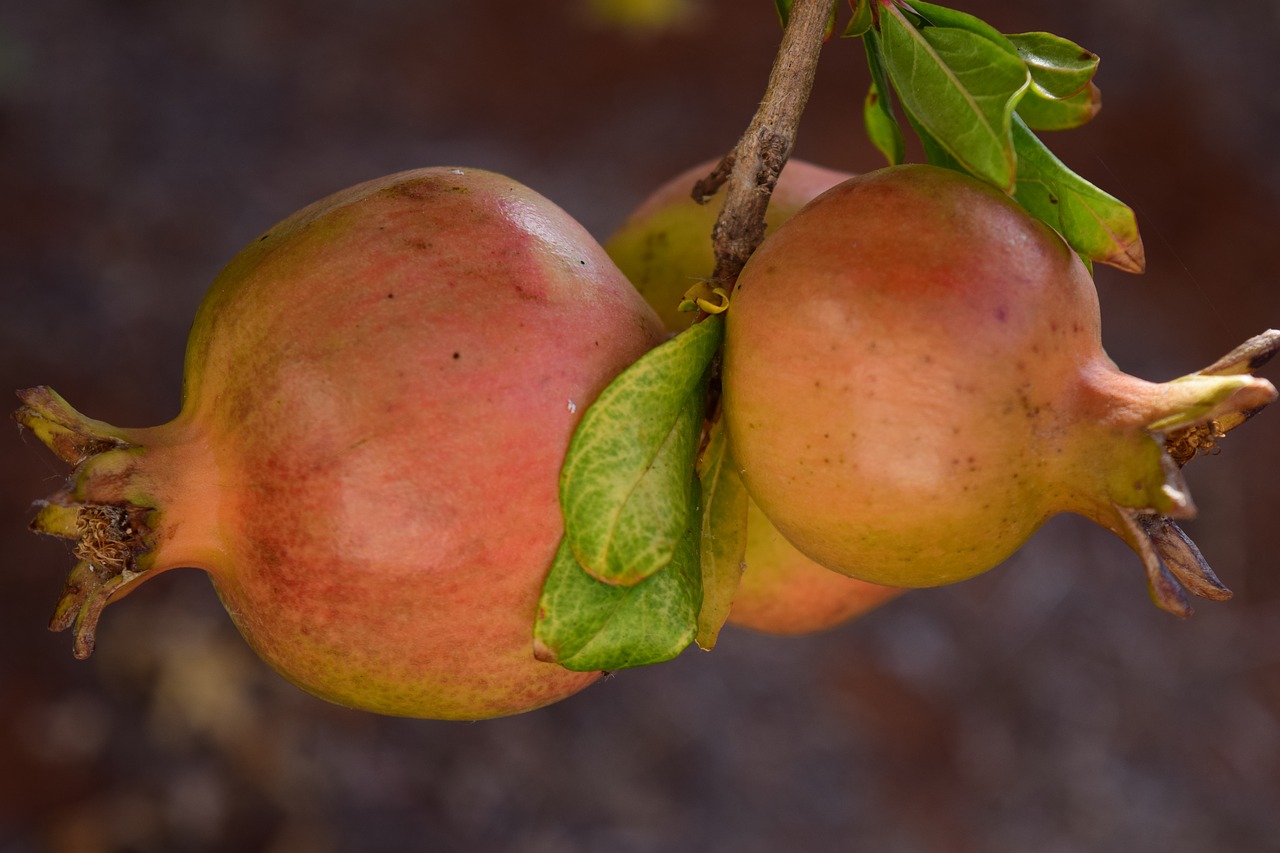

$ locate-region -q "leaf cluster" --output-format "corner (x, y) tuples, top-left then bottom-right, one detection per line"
(854, 0), (1143, 272)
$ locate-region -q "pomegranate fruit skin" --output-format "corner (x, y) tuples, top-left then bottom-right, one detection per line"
(22, 168), (667, 719)
(607, 159), (904, 634)
(722, 164), (1274, 591)
(737, 499), (903, 633)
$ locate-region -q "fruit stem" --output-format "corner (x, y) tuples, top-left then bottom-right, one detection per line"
(693, 0), (831, 293)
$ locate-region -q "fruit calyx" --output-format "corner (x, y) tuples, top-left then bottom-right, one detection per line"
(1116, 329), (1280, 616)
(16, 386), (157, 658)
(1163, 329), (1279, 465)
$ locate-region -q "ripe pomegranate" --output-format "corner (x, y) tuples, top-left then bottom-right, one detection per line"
(18, 167), (667, 719)
(607, 159), (904, 634)
(723, 163), (1277, 615)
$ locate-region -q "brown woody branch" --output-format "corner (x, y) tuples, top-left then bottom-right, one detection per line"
(693, 0), (831, 290)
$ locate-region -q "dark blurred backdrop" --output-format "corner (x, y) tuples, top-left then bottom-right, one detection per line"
(2, 2), (1279, 851)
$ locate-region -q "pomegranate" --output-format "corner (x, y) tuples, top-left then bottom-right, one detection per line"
(18, 167), (667, 719)
(723, 163), (1277, 615)
(737, 499), (903, 633)
(607, 159), (904, 634)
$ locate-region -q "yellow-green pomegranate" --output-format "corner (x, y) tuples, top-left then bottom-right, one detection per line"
(723, 163), (1276, 614)
(607, 159), (903, 633)
(19, 168), (667, 719)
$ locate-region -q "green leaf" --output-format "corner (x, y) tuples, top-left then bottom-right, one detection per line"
(774, 0), (793, 27)
(843, 0), (871, 37)
(1011, 115), (1145, 273)
(693, 417), (747, 651)
(878, 3), (1030, 190)
(533, 484), (702, 672)
(1006, 32), (1098, 99)
(862, 29), (905, 166)
(1016, 81), (1101, 131)
(908, 1), (1021, 54)
(901, 102), (965, 173)
(904, 10), (1097, 103)
(560, 315), (722, 586)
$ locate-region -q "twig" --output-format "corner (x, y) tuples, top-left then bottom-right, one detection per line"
(694, 0), (831, 290)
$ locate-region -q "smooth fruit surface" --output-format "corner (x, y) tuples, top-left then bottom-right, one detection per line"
(737, 499), (903, 633)
(20, 168), (667, 719)
(607, 159), (903, 633)
(723, 164), (1275, 606)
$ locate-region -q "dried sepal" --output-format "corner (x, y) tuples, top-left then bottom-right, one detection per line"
(1163, 330), (1280, 466)
(37, 503), (151, 659)
(1196, 329), (1280, 377)
(14, 387), (135, 465)
(1114, 505), (1195, 618)
(1141, 514), (1231, 602)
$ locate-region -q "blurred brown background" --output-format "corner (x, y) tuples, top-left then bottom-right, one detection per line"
(2, 1), (1279, 850)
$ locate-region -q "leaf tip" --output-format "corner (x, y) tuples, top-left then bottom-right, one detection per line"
(532, 636), (560, 664)
(1102, 235), (1145, 274)
(694, 632), (721, 652)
